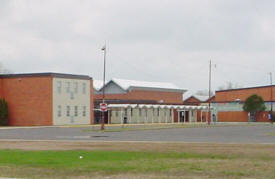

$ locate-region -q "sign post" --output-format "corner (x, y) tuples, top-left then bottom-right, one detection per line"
(101, 45), (107, 130)
(100, 103), (107, 128)
(100, 103), (108, 112)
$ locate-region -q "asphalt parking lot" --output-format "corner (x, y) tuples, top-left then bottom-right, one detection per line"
(0, 124), (274, 144)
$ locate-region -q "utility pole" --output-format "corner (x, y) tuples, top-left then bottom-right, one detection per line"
(101, 45), (107, 130)
(269, 72), (273, 112)
(208, 60), (212, 125)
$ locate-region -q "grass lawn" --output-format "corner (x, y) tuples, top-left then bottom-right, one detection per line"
(0, 147), (275, 179)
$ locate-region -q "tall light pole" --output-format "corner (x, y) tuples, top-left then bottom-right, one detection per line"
(208, 60), (212, 125)
(101, 45), (107, 130)
(269, 72), (273, 113)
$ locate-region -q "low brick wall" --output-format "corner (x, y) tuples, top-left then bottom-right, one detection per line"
(218, 111), (270, 122)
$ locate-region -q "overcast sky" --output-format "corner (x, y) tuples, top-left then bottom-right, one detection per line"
(0, 0), (275, 93)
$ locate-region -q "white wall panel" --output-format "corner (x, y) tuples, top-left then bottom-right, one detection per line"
(53, 78), (90, 125)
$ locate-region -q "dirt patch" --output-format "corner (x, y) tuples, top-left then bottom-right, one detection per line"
(0, 141), (274, 157)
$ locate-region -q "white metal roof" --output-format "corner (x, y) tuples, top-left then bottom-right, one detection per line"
(183, 92), (210, 102)
(111, 78), (186, 92)
(107, 104), (211, 110)
(93, 80), (104, 91)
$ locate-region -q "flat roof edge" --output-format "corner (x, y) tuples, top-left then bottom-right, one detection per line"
(128, 86), (187, 93)
(216, 85), (275, 93)
(0, 72), (92, 80)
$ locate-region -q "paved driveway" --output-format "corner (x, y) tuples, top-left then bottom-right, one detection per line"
(0, 124), (274, 144)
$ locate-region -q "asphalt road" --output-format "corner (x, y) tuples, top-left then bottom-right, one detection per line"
(0, 124), (274, 144)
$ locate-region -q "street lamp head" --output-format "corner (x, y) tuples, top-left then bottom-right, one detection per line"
(235, 98), (241, 102)
(101, 45), (106, 51)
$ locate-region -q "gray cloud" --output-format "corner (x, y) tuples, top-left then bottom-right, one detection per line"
(0, 0), (275, 93)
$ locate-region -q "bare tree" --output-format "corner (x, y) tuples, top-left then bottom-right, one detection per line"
(218, 81), (242, 90)
(195, 89), (214, 96)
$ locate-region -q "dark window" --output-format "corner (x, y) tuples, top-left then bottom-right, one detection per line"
(66, 106), (70, 117)
(139, 108), (142, 116)
(82, 83), (86, 94)
(157, 108), (160, 116)
(74, 106), (78, 117)
(74, 82), (78, 93)
(66, 82), (70, 93)
(57, 81), (62, 94)
(58, 105), (62, 117)
(82, 106), (86, 117)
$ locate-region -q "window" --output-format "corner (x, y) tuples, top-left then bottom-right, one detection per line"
(66, 106), (70, 117)
(124, 109), (128, 116)
(157, 108), (160, 116)
(66, 82), (70, 93)
(139, 108), (142, 116)
(70, 92), (74, 100)
(153, 109), (155, 116)
(74, 106), (78, 117)
(82, 83), (86, 94)
(170, 109), (172, 116)
(57, 81), (62, 94)
(82, 106), (86, 117)
(130, 108), (133, 117)
(115, 110), (119, 117)
(57, 105), (62, 117)
(74, 82), (78, 94)
(145, 109), (148, 117)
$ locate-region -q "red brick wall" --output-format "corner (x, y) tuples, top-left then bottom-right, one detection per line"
(217, 111), (270, 122)
(218, 112), (248, 122)
(197, 111), (209, 122)
(0, 79), (3, 98)
(90, 79), (94, 124)
(216, 86), (275, 102)
(1, 77), (53, 126)
(215, 87), (274, 123)
(94, 90), (183, 104)
(173, 109), (178, 122)
(183, 97), (200, 105)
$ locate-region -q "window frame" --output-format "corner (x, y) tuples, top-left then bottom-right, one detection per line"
(66, 82), (70, 93)
(74, 82), (78, 94)
(157, 108), (160, 116)
(139, 108), (142, 117)
(82, 106), (86, 117)
(74, 106), (78, 117)
(57, 105), (62, 117)
(66, 106), (70, 117)
(82, 83), (87, 94)
(57, 81), (62, 94)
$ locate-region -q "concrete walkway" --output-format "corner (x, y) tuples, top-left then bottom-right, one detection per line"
(0, 123), (274, 144)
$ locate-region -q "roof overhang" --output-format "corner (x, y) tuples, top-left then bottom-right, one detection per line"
(107, 104), (212, 110)
(128, 86), (187, 93)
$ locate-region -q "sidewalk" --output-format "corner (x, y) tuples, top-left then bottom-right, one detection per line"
(0, 122), (271, 130)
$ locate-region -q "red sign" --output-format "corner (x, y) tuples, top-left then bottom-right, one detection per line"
(100, 103), (108, 112)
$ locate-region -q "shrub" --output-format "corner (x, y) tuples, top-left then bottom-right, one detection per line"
(271, 112), (275, 123)
(243, 94), (266, 122)
(0, 98), (8, 126)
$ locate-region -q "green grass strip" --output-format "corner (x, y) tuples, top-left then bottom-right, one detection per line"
(0, 150), (231, 172)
